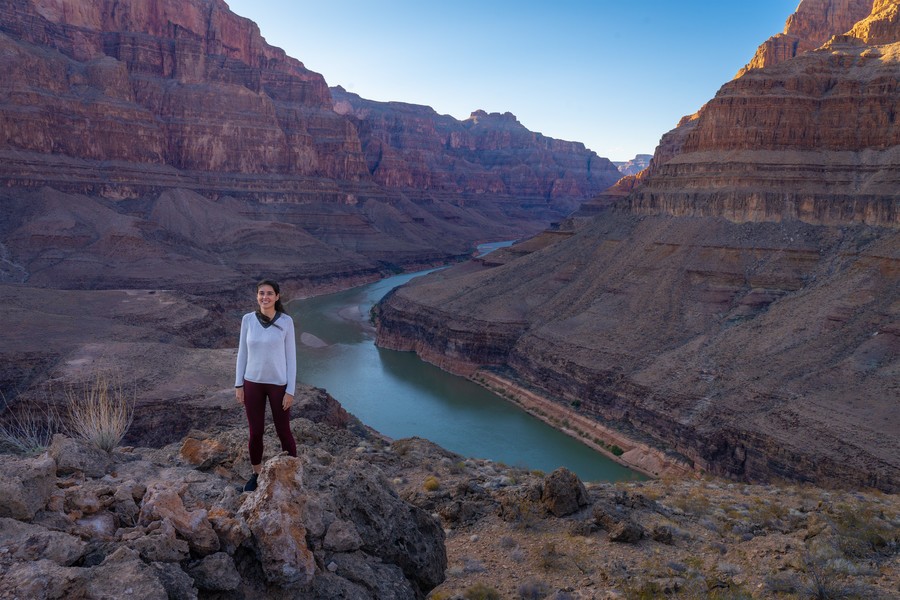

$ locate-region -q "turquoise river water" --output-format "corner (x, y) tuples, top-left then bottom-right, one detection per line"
(288, 243), (640, 482)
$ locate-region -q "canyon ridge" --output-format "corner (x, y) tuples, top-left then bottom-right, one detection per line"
(0, 0), (621, 407)
(374, 0), (900, 493)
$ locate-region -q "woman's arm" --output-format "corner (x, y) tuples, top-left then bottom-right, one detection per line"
(284, 315), (297, 397)
(235, 314), (249, 396)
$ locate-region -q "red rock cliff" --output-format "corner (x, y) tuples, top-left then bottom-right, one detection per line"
(0, 0), (618, 291)
(332, 89), (622, 215)
(628, 1), (900, 228)
(737, 0), (876, 76)
(374, 1), (900, 491)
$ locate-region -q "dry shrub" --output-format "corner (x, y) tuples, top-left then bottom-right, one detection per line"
(423, 475), (441, 491)
(66, 372), (134, 452)
(0, 396), (60, 454)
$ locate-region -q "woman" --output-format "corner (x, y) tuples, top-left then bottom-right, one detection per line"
(235, 279), (298, 492)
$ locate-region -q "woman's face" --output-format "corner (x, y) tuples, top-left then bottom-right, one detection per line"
(257, 284), (279, 313)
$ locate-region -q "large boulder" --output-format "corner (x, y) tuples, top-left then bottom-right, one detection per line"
(541, 467), (590, 517)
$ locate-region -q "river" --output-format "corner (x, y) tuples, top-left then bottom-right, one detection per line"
(288, 243), (641, 482)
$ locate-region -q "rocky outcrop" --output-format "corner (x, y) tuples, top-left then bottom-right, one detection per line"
(0, 426), (447, 599)
(1, 414), (898, 599)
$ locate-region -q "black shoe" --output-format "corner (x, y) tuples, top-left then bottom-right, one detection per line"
(243, 473), (259, 492)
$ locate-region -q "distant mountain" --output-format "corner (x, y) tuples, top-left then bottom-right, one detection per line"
(375, 0), (900, 491)
(613, 154), (652, 176)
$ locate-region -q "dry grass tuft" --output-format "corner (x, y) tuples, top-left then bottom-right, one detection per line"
(66, 372), (134, 452)
(0, 395), (60, 454)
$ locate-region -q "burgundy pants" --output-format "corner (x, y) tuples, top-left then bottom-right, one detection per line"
(243, 379), (297, 465)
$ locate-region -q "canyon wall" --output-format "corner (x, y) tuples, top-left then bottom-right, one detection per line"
(736, 0), (876, 76)
(0, 0), (616, 294)
(375, 2), (900, 490)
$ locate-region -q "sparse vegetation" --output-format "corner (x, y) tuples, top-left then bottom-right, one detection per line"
(0, 396), (60, 454)
(518, 579), (550, 599)
(423, 475), (441, 491)
(462, 583), (501, 600)
(66, 372), (134, 452)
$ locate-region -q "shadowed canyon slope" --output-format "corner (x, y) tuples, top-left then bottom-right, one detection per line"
(376, 0), (900, 491)
(0, 0), (621, 296)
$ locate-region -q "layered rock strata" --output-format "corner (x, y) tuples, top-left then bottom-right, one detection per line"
(737, 0), (876, 76)
(0, 0), (618, 293)
(332, 88), (622, 215)
(375, 2), (900, 491)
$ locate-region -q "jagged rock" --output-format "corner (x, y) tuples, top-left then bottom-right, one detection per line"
(608, 520), (646, 544)
(179, 437), (229, 470)
(48, 434), (110, 478)
(737, 0), (875, 76)
(324, 519), (364, 552)
(74, 511), (117, 540)
(0, 547), (169, 600)
(111, 484), (141, 527)
(138, 483), (219, 555)
(320, 460), (447, 595)
(497, 482), (543, 523)
(206, 507), (250, 555)
(187, 552), (241, 591)
(0, 418), (448, 598)
(83, 547), (169, 600)
(325, 551), (417, 600)
(237, 455), (317, 587)
(651, 525), (675, 545)
(0, 517), (86, 565)
(541, 467), (590, 517)
(150, 562), (198, 600)
(125, 519), (190, 563)
(592, 499), (645, 544)
(0, 453), (55, 520)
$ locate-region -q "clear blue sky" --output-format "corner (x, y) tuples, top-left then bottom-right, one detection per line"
(224, 1), (798, 162)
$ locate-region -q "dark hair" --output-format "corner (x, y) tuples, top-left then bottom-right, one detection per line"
(256, 279), (286, 314)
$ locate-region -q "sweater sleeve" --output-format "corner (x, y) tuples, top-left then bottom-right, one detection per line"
(284, 315), (297, 396)
(235, 314), (249, 388)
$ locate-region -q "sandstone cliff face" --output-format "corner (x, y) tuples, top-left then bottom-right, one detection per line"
(375, 1), (900, 491)
(631, 37), (900, 228)
(376, 210), (900, 491)
(0, 0), (612, 294)
(332, 88), (622, 215)
(737, 0), (875, 76)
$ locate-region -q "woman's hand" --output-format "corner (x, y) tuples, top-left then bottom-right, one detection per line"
(282, 393), (294, 411)
(236, 387), (244, 405)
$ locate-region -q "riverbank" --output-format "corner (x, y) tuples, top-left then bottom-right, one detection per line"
(472, 370), (693, 480)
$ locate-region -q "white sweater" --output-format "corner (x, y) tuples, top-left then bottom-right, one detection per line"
(235, 312), (297, 396)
